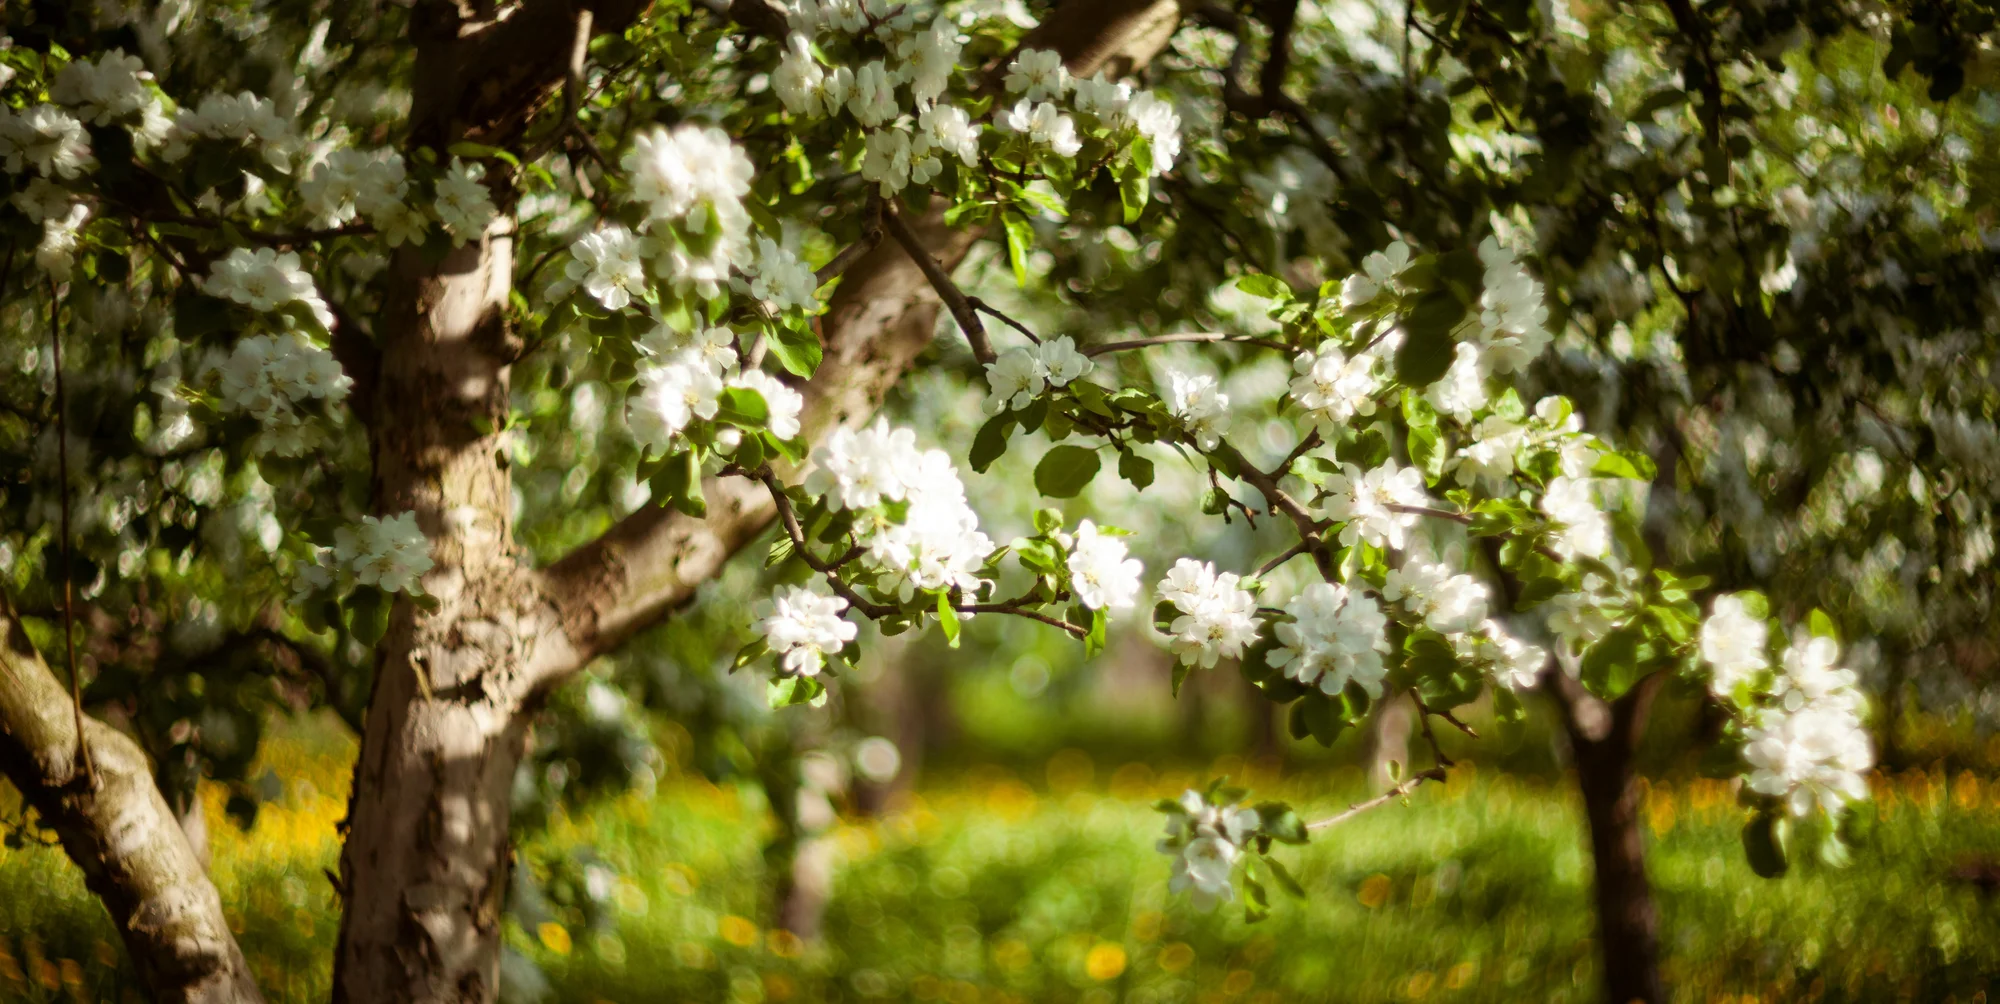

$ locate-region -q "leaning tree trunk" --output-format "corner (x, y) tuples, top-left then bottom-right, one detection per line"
(1552, 670), (1667, 1004)
(0, 593), (264, 1004)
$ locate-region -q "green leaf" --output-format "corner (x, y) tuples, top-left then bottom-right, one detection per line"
(1117, 451), (1155, 489)
(716, 386), (770, 428)
(1085, 608), (1108, 658)
(1579, 626), (1643, 699)
(651, 451), (707, 518)
(1591, 450), (1658, 481)
(1407, 424), (1444, 483)
(1003, 212), (1034, 288)
(768, 675), (825, 709)
(1034, 445), (1101, 498)
(733, 637), (769, 670)
(1262, 855), (1308, 898)
(937, 593), (961, 649)
(1255, 803), (1309, 845)
(344, 587), (392, 647)
(1808, 608), (1838, 641)
(970, 413), (1012, 473)
(1171, 660), (1192, 698)
(1234, 273), (1292, 301)
(1119, 171), (1149, 223)
(1394, 292), (1466, 387)
(767, 317), (823, 378)
(1742, 812), (1790, 879)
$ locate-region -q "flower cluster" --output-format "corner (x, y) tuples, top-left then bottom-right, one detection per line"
(1382, 558), (1490, 635)
(1156, 559), (1259, 667)
(213, 333), (353, 454)
(982, 336), (1093, 413)
(807, 421), (997, 601)
(1318, 461), (1426, 550)
(1162, 369), (1229, 450)
(1471, 235), (1552, 373)
(1271, 581), (1390, 698)
(1157, 788), (1260, 906)
(1066, 519), (1142, 611)
(332, 512), (434, 595)
(1697, 594), (1769, 698)
(755, 584), (858, 676)
(1290, 341), (1386, 436)
(434, 158), (497, 245)
(1741, 633), (1873, 818)
(300, 147), (426, 243)
(622, 124), (755, 297)
(50, 49), (157, 127)
(160, 91), (297, 169)
(741, 236), (821, 313)
(0, 104), (95, 179)
(201, 247), (338, 330)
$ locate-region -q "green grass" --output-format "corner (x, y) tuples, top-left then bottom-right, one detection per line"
(3, 735), (1999, 1003)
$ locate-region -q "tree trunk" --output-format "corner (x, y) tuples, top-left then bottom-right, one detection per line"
(1552, 670), (1666, 1004)
(0, 594), (263, 1004)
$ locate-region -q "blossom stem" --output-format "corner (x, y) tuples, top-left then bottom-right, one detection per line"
(1303, 766), (1447, 832)
(815, 197), (885, 287)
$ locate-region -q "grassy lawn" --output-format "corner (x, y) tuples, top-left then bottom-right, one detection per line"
(2, 726), (1998, 1003)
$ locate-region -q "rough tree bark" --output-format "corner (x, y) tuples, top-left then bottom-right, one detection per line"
(1551, 670), (1668, 1004)
(0, 2), (1189, 1002)
(333, 2), (1187, 1002)
(0, 593), (264, 1004)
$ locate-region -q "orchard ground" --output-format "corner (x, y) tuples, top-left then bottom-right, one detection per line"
(2, 711), (1998, 1004)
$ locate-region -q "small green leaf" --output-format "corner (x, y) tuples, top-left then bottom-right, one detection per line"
(1255, 803), (1309, 845)
(716, 386), (770, 428)
(1117, 451), (1155, 489)
(970, 413), (1012, 473)
(1263, 855), (1308, 898)
(767, 317), (823, 377)
(344, 587), (392, 647)
(1034, 445), (1101, 498)
(1234, 273), (1291, 301)
(1579, 626), (1643, 699)
(1119, 171), (1149, 223)
(1003, 212), (1034, 288)
(1394, 292), (1466, 387)
(1807, 608), (1838, 641)
(1085, 608), (1108, 658)
(1171, 660), (1192, 697)
(937, 593), (961, 649)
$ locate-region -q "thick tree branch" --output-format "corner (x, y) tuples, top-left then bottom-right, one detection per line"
(529, 0), (1186, 686)
(0, 592), (264, 1004)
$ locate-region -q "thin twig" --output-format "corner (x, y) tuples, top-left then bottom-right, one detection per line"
(1081, 332), (1291, 358)
(880, 204), (995, 364)
(968, 297), (1041, 344)
(815, 198), (885, 287)
(1305, 767), (1446, 831)
(48, 284), (95, 787)
(1255, 539), (1312, 577)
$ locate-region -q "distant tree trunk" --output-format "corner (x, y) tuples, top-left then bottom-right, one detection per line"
(1551, 670), (1667, 1004)
(1364, 692), (1415, 792)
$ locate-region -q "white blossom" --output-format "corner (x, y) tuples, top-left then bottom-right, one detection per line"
(1425, 342), (1488, 422)
(743, 236), (821, 313)
(201, 247), (337, 330)
(729, 368), (805, 440)
(915, 104), (980, 172)
(434, 158), (497, 245)
(774, 35), (828, 116)
(1318, 461), (1426, 550)
(334, 512), (434, 595)
(999, 99), (1082, 158)
(1480, 619), (1548, 690)
(51, 49), (155, 126)
(861, 127), (913, 196)
(1455, 415), (1525, 489)
(1541, 475), (1610, 559)
(1271, 581), (1390, 697)
(1545, 590), (1615, 650)
(1698, 594), (1769, 698)
(1003, 48), (1069, 102)
(1122, 91), (1181, 173)
(756, 584), (857, 676)
(898, 21), (963, 105)
(1290, 343), (1382, 435)
(1037, 336), (1092, 387)
(34, 202), (91, 281)
(1382, 559), (1490, 635)
(1162, 369), (1229, 450)
(623, 124), (755, 235)
(1158, 788), (1259, 907)
(0, 104), (95, 179)
(626, 351), (724, 450)
(565, 225), (654, 310)
(1068, 520), (1142, 611)
(1474, 235), (1552, 372)
(1156, 559), (1260, 668)
(847, 60), (900, 127)
(982, 346), (1045, 414)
